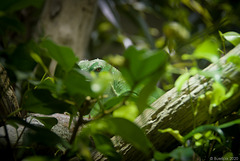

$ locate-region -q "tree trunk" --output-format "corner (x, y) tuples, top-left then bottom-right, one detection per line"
(34, 0), (98, 75)
(0, 64), (20, 122)
(94, 45), (240, 160)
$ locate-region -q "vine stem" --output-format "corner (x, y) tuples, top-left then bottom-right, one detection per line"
(69, 111), (84, 144)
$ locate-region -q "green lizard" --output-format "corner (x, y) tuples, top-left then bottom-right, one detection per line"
(78, 59), (164, 116)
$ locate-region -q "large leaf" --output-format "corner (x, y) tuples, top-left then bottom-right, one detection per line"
(92, 133), (121, 161)
(33, 116), (58, 130)
(8, 43), (36, 71)
(193, 39), (219, 63)
(137, 77), (162, 113)
(121, 46), (168, 85)
(78, 117), (152, 153)
(222, 31), (240, 46)
(174, 73), (191, 92)
(22, 89), (72, 115)
(64, 69), (93, 97)
(40, 39), (78, 72)
(113, 101), (139, 121)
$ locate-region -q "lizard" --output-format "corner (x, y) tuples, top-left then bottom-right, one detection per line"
(78, 58), (165, 117)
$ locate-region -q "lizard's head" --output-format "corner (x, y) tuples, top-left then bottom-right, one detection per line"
(78, 59), (120, 76)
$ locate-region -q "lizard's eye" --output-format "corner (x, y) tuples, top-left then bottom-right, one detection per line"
(94, 67), (102, 72)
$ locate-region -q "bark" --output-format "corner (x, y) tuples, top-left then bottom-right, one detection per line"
(0, 64), (20, 121)
(35, 0), (98, 59)
(94, 45), (240, 160)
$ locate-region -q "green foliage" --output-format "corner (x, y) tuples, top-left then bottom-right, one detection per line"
(1, 0), (240, 160)
(40, 39), (78, 72)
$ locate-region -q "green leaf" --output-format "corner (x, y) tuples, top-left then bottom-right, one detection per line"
(193, 39), (219, 63)
(8, 43), (36, 72)
(92, 133), (121, 161)
(184, 124), (225, 143)
(40, 39), (78, 72)
(30, 52), (48, 73)
(158, 128), (184, 144)
(121, 46), (168, 85)
(175, 72), (191, 92)
(227, 55), (240, 70)
(154, 151), (169, 161)
(64, 69), (93, 96)
(30, 77), (54, 88)
(219, 119), (240, 129)
(22, 89), (72, 115)
(222, 31), (240, 46)
(103, 95), (125, 110)
(163, 22), (190, 40)
(33, 116), (58, 130)
(79, 117), (152, 153)
(170, 147), (194, 161)
(210, 82), (226, 107)
(137, 77), (163, 113)
(113, 101), (139, 122)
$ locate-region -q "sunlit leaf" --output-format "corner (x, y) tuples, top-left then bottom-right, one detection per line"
(158, 128), (184, 144)
(210, 82), (226, 108)
(193, 39), (219, 63)
(175, 72), (191, 92)
(30, 52), (48, 73)
(222, 31), (240, 46)
(113, 101), (138, 121)
(227, 55), (240, 70)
